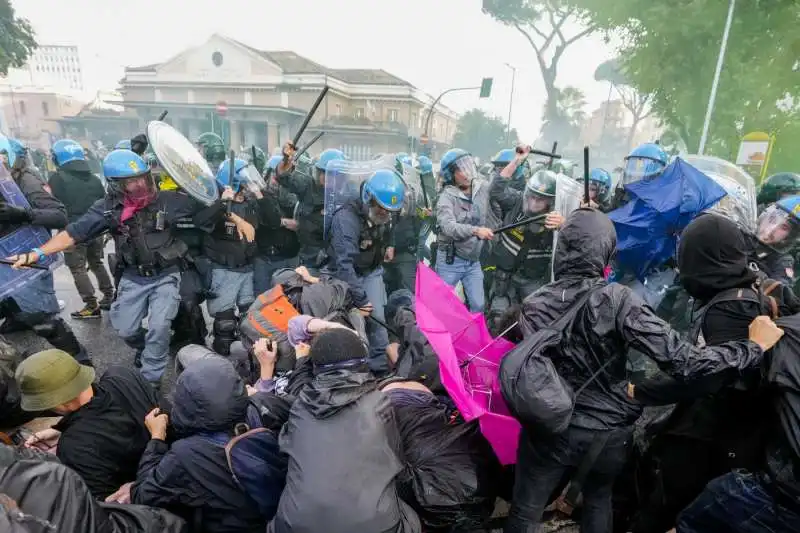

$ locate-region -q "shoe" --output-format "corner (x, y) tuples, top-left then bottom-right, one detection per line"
(70, 305), (101, 320)
(134, 352), (142, 369)
(58, 300), (66, 311)
(98, 295), (114, 311)
(0, 318), (30, 334)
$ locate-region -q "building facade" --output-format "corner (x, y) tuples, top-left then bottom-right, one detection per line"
(3, 45), (84, 94)
(0, 88), (84, 149)
(120, 34), (458, 160)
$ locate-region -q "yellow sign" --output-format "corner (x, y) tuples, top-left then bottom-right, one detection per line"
(736, 131), (775, 183)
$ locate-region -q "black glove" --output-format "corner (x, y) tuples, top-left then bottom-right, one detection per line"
(0, 205), (31, 223)
(131, 134), (148, 156)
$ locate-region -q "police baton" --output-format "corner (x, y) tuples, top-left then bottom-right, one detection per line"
(492, 214), (547, 235)
(583, 146), (591, 205)
(226, 149), (235, 216)
(515, 144), (561, 161)
(292, 132), (325, 162)
(292, 86), (329, 148)
(157, 110), (168, 121)
(365, 314), (399, 338)
(0, 259), (48, 270)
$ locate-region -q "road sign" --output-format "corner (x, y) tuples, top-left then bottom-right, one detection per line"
(480, 77), (493, 98)
(216, 101), (228, 116)
(420, 133), (429, 145)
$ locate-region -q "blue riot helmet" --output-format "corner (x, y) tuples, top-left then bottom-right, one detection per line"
(491, 148), (527, 180)
(115, 139), (132, 151)
(756, 195), (800, 251)
(52, 139), (86, 167)
(588, 168), (613, 204)
(623, 142), (668, 185)
(394, 152), (412, 174)
(440, 148), (477, 186)
(267, 155), (282, 172)
(216, 158), (248, 193)
(7, 138), (28, 168)
(313, 148), (346, 184)
(362, 168), (405, 225)
(416, 155), (433, 175)
(103, 149), (157, 203)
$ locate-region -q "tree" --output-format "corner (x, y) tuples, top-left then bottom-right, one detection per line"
(0, 1), (37, 76)
(567, 0), (800, 174)
(539, 86), (587, 148)
(451, 109), (519, 161)
(482, 0), (595, 141)
(594, 59), (654, 150)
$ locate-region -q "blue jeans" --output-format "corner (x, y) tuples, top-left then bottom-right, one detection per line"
(361, 267), (389, 373)
(435, 255), (485, 313)
(207, 266), (255, 316)
(678, 471), (800, 533)
(253, 255), (299, 295)
(109, 272), (181, 384)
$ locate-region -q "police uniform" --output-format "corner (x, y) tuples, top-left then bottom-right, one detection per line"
(275, 167), (326, 272)
(253, 180), (300, 295)
(0, 163), (89, 362)
(66, 189), (218, 384)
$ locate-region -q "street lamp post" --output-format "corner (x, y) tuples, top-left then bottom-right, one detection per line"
(698, 0), (736, 155)
(421, 79), (493, 154)
(504, 63), (516, 144)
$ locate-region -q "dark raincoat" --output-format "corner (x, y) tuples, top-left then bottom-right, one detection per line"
(268, 370), (421, 533)
(131, 358), (268, 533)
(0, 444), (186, 533)
(519, 208), (765, 431)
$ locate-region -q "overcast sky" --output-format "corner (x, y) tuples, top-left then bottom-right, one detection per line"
(13, 0), (615, 141)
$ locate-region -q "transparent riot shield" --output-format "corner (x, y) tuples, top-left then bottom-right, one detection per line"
(0, 166), (63, 299)
(147, 121), (219, 206)
(551, 174), (583, 280)
(240, 164), (267, 195)
(398, 162), (422, 219)
(684, 154), (757, 231)
(323, 158), (391, 240)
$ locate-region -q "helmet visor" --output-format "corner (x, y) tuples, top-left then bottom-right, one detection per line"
(452, 155), (478, 184)
(623, 157), (665, 184)
(757, 205), (800, 250)
(523, 189), (554, 216)
(109, 174), (157, 204)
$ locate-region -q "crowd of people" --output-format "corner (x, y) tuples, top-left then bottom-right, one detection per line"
(0, 123), (797, 533)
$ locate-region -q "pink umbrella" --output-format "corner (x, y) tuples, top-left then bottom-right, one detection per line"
(414, 263), (521, 464)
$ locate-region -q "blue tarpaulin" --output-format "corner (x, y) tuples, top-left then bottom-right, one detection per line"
(608, 157), (727, 279)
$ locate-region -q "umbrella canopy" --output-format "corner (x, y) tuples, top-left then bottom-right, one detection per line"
(415, 263), (520, 464)
(609, 157), (727, 279)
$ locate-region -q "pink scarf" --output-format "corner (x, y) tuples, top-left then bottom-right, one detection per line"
(121, 196), (152, 222)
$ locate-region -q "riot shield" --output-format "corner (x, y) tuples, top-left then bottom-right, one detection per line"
(0, 166), (63, 299)
(147, 121), (219, 206)
(398, 162), (422, 218)
(323, 158), (395, 240)
(240, 164), (267, 194)
(684, 154), (757, 231)
(551, 174), (583, 280)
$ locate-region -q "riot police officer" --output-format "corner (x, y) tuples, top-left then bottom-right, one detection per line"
(757, 172), (800, 212)
(487, 148), (564, 330)
(114, 139), (132, 151)
(435, 148), (494, 313)
(578, 168), (614, 212)
(0, 138), (89, 362)
(276, 145), (345, 273)
(48, 139), (114, 318)
(205, 158), (260, 355)
(750, 196), (800, 285)
(254, 155), (300, 295)
(328, 168), (404, 373)
(9, 149), (243, 389)
(196, 132), (227, 171)
(491, 148), (529, 192)
(384, 154), (417, 294)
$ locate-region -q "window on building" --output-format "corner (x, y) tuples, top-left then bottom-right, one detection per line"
(19, 101), (26, 116)
(355, 108), (365, 119)
(41, 101), (49, 117)
(388, 109), (398, 122)
(335, 103), (342, 116)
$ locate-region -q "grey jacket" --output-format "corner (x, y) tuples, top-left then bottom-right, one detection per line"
(435, 178), (490, 262)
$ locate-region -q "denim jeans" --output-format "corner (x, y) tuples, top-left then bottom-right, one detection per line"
(109, 272), (181, 384)
(505, 425), (633, 533)
(361, 267), (389, 373)
(207, 266), (255, 316)
(677, 470), (800, 533)
(253, 255), (299, 296)
(434, 255), (485, 313)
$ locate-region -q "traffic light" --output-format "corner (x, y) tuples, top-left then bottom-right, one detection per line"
(479, 77), (493, 98)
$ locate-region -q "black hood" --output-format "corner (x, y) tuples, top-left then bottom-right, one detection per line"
(553, 208), (617, 280)
(60, 159), (92, 176)
(170, 357), (250, 436)
(299, 370), (377, 419)
(678, 213), (757, 302)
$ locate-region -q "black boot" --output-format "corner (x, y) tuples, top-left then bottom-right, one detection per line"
(212, 309), (238, 356)
(31, 316), (91, 365)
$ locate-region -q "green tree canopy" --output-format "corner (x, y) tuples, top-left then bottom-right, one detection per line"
(451, 109), (519, 161)
(567, 0), (799, 174)
(0, 1), (37, 76)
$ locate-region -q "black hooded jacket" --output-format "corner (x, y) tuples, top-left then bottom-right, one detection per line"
(48, 160), (106, 223)
(269, 370), (421, 533)
(520, 209), (765, 431)
(132, 358), (266, 533)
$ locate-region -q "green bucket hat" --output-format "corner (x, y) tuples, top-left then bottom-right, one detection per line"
(15, 349), (95, 412)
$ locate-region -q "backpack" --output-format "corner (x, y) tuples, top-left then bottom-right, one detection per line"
(500, 289), (616, 433)
(200, 427), (288, 520)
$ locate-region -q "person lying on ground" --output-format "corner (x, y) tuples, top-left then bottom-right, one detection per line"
(16, 349), (156, 500)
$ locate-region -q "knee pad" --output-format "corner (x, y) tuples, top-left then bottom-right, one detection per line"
(212, 310), (238, 356)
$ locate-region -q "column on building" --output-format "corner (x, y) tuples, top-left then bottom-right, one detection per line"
(229, 120), (241, 151)
(243, 122), (256, 148)
(267, 123), (281, 155)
